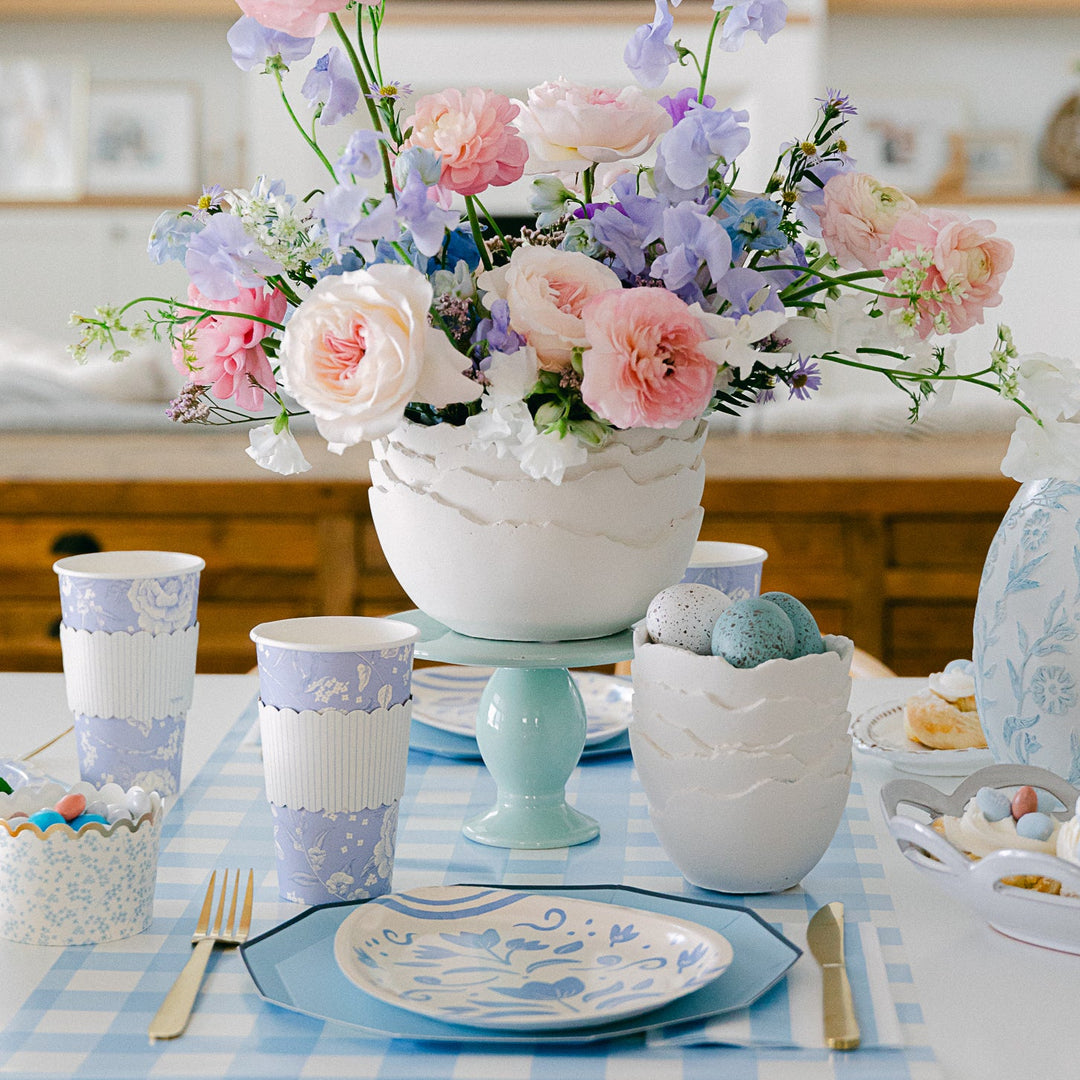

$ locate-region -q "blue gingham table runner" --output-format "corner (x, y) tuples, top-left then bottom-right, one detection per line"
(0, 696), (941, 1080)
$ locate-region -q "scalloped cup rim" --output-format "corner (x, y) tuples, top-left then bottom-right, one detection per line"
(0, 781), (164, 839)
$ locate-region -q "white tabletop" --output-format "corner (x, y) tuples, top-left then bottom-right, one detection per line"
(0, 672), (1075, 1079)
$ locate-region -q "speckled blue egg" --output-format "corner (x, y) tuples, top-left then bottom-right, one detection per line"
(1016, 811), (1054, 842)
(710, 597), (796, 668)
(975, 786), (1012, 822)
(760, 591), (825, 657)
(646, 583), (732, 655)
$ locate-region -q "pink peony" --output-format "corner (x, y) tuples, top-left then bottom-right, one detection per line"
(172, 283), (287, 411)
(881, 207), (1015, 338)
(579, 287), (717, 429)
(403, 88), (529, 197)
(515, 77), (671, 175)
(234, 0), (351, 37)
(817, 171), (917, 270)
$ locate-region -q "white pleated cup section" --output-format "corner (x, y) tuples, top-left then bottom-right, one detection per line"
(258, 700), (413, 813)
(59, 624), (199, 719)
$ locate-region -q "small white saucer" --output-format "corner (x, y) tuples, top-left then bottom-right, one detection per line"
(851, 700), (994, 776)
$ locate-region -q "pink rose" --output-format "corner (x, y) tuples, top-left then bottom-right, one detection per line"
(579, 287), (717, 429)
(882, 208), (1015, 337)
(515, 77), (671, 174)
(403, 88), (529, 198)
(477, 245), (622, 371)
(172, 283), (287, 411)
(234, 0), (349, 37)
(818, 171), (917, 269)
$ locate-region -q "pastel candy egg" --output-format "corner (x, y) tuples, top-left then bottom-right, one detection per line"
(84, 800), (109, 818)
(976, 786), (1012, 822)
(28, 809), (65, 831)
(1016, 811), (1054, 842)
(54, 792), (87, 821)
(1011, 785), (1038, 820)
(70, 813), (108, 832)
(646, 583), (732, 655)
(710, 597), (796, 669)
(126, 787), (152, 819)
(105, 804), (133, 826)
(759, 591), (825, 657)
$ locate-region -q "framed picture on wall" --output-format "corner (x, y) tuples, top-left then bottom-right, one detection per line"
(962, 129), (1036, 196)
(85, 82), (200, 198)
(0, 59), (87, 201)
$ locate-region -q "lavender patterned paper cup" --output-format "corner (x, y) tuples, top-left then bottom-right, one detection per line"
(53, 551), (203, 633)
(74, 712), (186, 798)
(681, 541), (767, 601)
(249, 616), (420, 712)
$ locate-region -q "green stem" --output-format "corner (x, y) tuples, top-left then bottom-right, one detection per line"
(111, 296), (287, 332)
(698, 10), (724, 103)
(582, 163), (596, 205)
(273, 70), (338, 183)
(473, 195), (513, 256)
(466, 195), (493, 271)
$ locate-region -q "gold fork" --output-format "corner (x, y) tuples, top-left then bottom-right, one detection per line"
(148, 869), (254, 1041)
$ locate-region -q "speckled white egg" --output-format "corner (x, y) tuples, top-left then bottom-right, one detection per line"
(760, 591), (825, 657)
(711, 597), (796, 668)
(646, 583), (733, 655)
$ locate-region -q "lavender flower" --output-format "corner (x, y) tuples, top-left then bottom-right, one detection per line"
(395, 170), (459, 258)
(785, 355), (822, 400)
(473, 298), (525, 360)
(816, 87), (857, 118)
(337, 131), (386, 180)
(226, 16), (315, 71)
(393, 147), (443, 189)
(651, 202), (733, 293)
(658, 87), (717, 126)
(366, 79), (413, 103)
(713, 266), (783, 318)
(590, 175), (664, 276)
(655, 106), (751, 192)
(716, 0), (788, 52)
(147, 210), (202, 265)
(624, 0), (678, 88)
(316, 184), (396, 259)
(184, 213), (285, 300)
(166, 385), (211, 423)
(302, 48), (360, 126)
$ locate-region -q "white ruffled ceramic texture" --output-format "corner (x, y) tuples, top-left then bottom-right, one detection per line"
(368, 419), (707, 641)
(0, 781), (163, 946)
(258, 701), (412, 813)
(58, 624), (199, 718)
(630, 628), (855, 893)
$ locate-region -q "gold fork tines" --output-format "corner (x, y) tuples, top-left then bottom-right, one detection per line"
(148, 869), (255, 1041)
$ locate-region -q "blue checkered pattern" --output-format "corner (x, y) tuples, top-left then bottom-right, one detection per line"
(0, 696), (941, 1079)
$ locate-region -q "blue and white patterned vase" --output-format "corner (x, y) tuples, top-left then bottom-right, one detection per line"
(973, 478), (1080, 782)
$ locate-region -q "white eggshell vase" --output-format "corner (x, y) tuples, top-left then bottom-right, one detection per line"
(630, 626), (855, 893)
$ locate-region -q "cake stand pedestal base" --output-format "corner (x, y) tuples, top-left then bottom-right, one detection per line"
(395, 611), (634, 850)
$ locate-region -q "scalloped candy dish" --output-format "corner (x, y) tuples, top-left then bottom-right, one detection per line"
(881, 764), (1080, 953)
(333, 885), (734, 1030)
(0, 780), (164, 946)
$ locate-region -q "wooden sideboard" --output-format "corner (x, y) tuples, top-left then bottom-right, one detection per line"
(0, 468), (1019, 677)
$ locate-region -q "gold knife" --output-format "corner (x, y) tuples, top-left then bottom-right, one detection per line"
(807, 901), (861, 1050)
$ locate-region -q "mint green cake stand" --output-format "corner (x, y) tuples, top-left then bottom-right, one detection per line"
(395, 610), (634, 849)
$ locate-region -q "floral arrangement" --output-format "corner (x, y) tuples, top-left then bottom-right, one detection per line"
(71, 0), (1068, 484)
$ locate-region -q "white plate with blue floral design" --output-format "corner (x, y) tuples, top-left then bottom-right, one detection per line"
(851, 701), (995, 776)
(411, 667), (631, 747)
(333, 885), (734, 1030)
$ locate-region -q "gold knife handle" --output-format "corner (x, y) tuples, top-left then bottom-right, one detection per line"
(148, 937), (217, 1041)
(821, 962), (861, 1050)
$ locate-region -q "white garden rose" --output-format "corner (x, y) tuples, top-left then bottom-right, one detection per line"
(280, 263), (481, 451)
(478, 246), (621, 371)
(515, 77), (671, 174)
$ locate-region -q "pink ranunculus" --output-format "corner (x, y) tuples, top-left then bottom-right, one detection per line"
(515, 77), (672, 175)
(172, 283), (287, 411)
(881, 207), (1015, 338)
(403, 88), (529, 198)
(234, 0), (350, 37)
(477, 245), (622, 372)
(579, 287), (717, 429)
(817, 171), (917, 270)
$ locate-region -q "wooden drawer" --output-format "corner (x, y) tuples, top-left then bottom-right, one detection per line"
(887, 602), (979, 675)
(887, 517), (1000, 568)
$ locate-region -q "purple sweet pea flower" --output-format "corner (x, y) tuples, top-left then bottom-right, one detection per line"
(184, 213), (285, 301)
(589, 174), (665, 276)
(712, 266), (783, 318)
(624, 0), (677, 88)
(658, 87), (717, 126)
(651, 202), (733, 293)
(337, 130), (387, 180)
(395, 170), (459, 257)
(656, 106), (751, 192)
(393, 147), (443, 189)
(785, 354), (822, 400)
(227, 16), (315, 72)
(473, 298), (525, 362)
(147, 210), (202, 265)
(317, 185), (397, 259)
(716, 0), (788, 52)
(302, 48), (360, 126)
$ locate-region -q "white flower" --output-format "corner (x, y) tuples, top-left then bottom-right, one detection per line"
(1014, 352), (1080, 422)
(783, 294), (902, 360)
(690, 305), (786, 375)
(280, 263), (481, 451)
(246, 423), (313, 475)
(1002, 413), (1080, 483)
